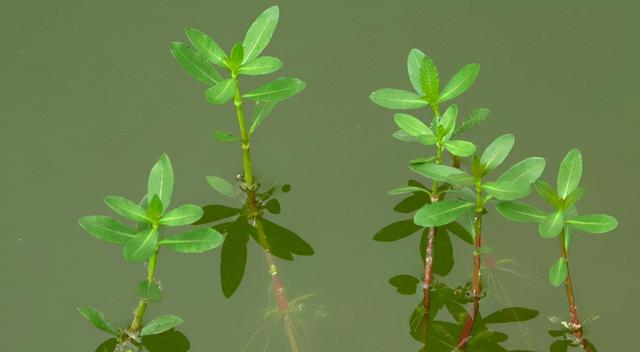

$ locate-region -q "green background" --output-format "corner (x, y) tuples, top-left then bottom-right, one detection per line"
(1, 0), (637, 350)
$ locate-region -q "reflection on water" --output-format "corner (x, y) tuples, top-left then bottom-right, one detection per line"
(95, 329), (190, 352)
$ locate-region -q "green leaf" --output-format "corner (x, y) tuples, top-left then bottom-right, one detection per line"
(140, 315), (184, 336)
(439, 63), (480, 103)
(264, 199), (281, 214)
(419, 56), (439, 103)
(369, 88), (428, 109)
(439, 104), (458, 140)
(548, 258), (568, 287)
(557, 148), (582, 199)
(483, 307), (539, 324)
(170, 42), (222, 85)
(445, 222), (474, 244)
(138, 279), (163, 302)
(566, 214), (618, 234)
(258, 219), (314, 260)
(218, 217), (251, 297)
(407, 48), (426, 94)
(428, 227), (454, 276)
(410, 163), (473, 186)
(483, 181), (531, 201)
(123, 228), (158, 262)
(393, 187), (430, 213)
(206, 175), (236, 198)
(242, 5), (279, 64)
(535, 179), (561, 206)
(538, 210), (565, 238)
(495, 202), (546, 223)
(239, 56), (282, 75)
(185, 27), (227, 66)
(160, 204), (204, 226)
(388, 186), (428, 195)
(205, 78), (235, 105)
(393, 113), (433, 137)
(160, 228), (223, 253)
(414, 200), (475, 227)
(78, 216), (136, 244)
(443, 140), (476, 157)
(373, 219), (421, 242)
(77, 306), (119, 336)
(147, 153), (174, 210)
(417, 134), (438, 145)
(389, 274), (419, 295)
(194, 204), (241, 225)
(230, 42), (244, 65)
(146, 195), (164, 222)
(104, 196), (151, 223)
(496, 157), (546, 185)
(454, 108), (489, 135)
(391, 130), (417, 142)
(212, 130), (240, 143)
(243, 77), (305, 101)
(563, 187), (585, 208)
(249, 100), (277, 134)
(480, 134), (514, 174)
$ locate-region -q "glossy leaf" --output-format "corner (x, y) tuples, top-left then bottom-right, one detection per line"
(123, 228), (158, 262)
(218, 218), (250, 297)
(535, 179), (560, 206)
(439, 63), (480, 103)
(243, 77), (305, 101)
(212, 130), (240, 143)
(393, 113), (433, 137)
(77, 306), (119, 336)
(369, 88), (428, 109)
(548, 258), (568, 287)
(483, 307), (539, 324)
(104, 196), (151, 223)
(419, 56), (439, 103)
(407, 48), (425, 94)
(205, 78), (235, 105)
(259, 219), (314, 259)
(147, 153), (174, 209)
(140, 315), (184, 336)
(443, 140), (476, 157)
(170, 42), (222, 85)
(454, 108), (489, 135)
(160, 228), (223, 253)
(539, 210), (564, 238)
(495, 202), (545, 222)
(242, 6), (279, 64)
(138, 279), (163, 302)
(414, 200), (474, 227)
(389, 274), (419, 295)
(566, 214), (618, 234)
(78, 216), (136, 244)
(557, 148), (582, 199)
(239, 56), (282, 75)
(184, 27), (227, 66)
(373, 219), (421, 242)
(480, 134), (514, 174)
(206, 175), (236, 198)
(193, 204), (241, 224)
(249, 100), (277, 134)
(160, 204), (204, 226)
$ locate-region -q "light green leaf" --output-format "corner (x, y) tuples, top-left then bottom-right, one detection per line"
(140, 315), (184, 336)
(123, 228), (157, 262)
(205, 78), (235, 105)
(535, 179), (561, 207)
(77, 306), (119, 336)
(229, 42), (244, 65)
(439, 63), (480, 103)
(566, 214), (618, 234)
(78, 216), (136, 244)
(147, 153), (174, 210)
(249, 100), (277, 134)
(170, 42), (222, 85)
(454, 107), (489, 135)
(444, 140), (476, 157)
(392, 130), (418, 142)
(104, 196), (151, 223)
(419, 56), (439, 103)
(417, 134), (438, 145)
(185, 27), (227, 66)
(239, 56), (283, 75)
(243, 77), (305, 101)
(495, 201), (545, 222)
(160, 204), (204, 226)
(495, 157), (546, 186)
(410, 162), (472, 186)
(160, 228), (224, 253)
(557, 148), (582, 199)
(212, 130), (240, 143)
(388, 186), (429, 195)
(439, 104), (458, 140)
(407, 48), (425, 94)
(480, 134), (514, 174)
(563, 187), (585, 208)
(138, 279), (163, 302)
(242, 6), (279, 64)
(414, 200), (475, 227)
(482, 181), (531, 201)
(369, 89), (428, 109)
(548, 258), (568, 287)
(146, 195), (164, 222)
(538, 210), (564, 238)
(393, 113), (433, 137)
(206, 175), (236, 198)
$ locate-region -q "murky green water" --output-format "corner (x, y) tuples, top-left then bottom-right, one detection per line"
(2, 0), (637, 350)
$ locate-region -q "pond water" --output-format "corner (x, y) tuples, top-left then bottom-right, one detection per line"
(1, 0), (638, 350)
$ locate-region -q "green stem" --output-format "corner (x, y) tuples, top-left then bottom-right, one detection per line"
(127, 244), (160, 337)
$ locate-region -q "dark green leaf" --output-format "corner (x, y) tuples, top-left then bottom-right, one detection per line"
(123, 228), (157, 262)
(205, 78), (235, 105)
(239, 56), (282, 75)
(566, 214), (618, 234)
(140, 315), (184, 336)
(218, 217), (250, 297)
(444, 140), (476, 157)
(249, 100), (277, 134)
(242, 6), (279, 64)
(170, 42), (222, 85)
(140, 329), (191, 351)
(281, 184), (291, 193)
(148, 153), (174, 209)
(138, 279), (163, 302)
(206, 175), (236, 198)
(439, 63), (480, 103)
(445, 222), (474, 244)
(483, 307), (539, 324)
(212, 130), (240, 143)
(388, 186), (428, 195)
(557, 148), (582, 199)
(393, 113), (433, 137)
(78, 215), (136, 244)
(373, 219), (421, 242)
(369, 88), (428, 109)
(550, 340), (570, 352)
(480, 134), (514, 174)
(243, 77), (305, 101)
(454, 108), (490, 135)
(548, 257), (568, 287)
(495, 201), (546, 223)
(539, 210), (564, 238)
(194, 204), (241, 224)
(264, 199), (281, 214)
(414, 200), (475, 227)
(185, 27), (227, 66)
(393, 181), (430, 213)
(77, 306), (119, 336)
(160, 204), (204, 226)
(419, 56), (439, 103)
(160, 228), (223, 253)
(407, 48), (426, 94)
(104, 195), (151, 223)
(429, 227), (454, 276)
(389, 274), (419, 295)
(94, 338), (117, 352)
(259, 219), (314, 259)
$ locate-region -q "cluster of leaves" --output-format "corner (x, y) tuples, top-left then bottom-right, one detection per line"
(94, 329), (190, 352)
(77, 154), (223, 342)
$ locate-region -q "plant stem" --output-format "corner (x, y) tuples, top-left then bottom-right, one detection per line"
(232, 72), (299, 352)
(560, 229), (591, 352)
(126, 245), (160, 339)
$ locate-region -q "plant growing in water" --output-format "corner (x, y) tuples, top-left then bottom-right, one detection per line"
(170, 5), (314, 352)
(77, 154), (223, 350)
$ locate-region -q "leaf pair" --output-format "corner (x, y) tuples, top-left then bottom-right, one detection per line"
(78, 306), (183, 338)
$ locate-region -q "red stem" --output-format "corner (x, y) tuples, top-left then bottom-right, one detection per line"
(457, 213), (483, 349)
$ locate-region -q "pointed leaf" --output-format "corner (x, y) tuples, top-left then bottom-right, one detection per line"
(439, 104), (458, 140)
(454, 108), (489, 135)
(496, 157), (546, 186)
(373, 219), (421, 242)
(480, 134), (514, 174)
(391, 130), (417, 142)
(445, 222), (474, 244)
(77, 306), (119, 336)
(566, 214), (618, 234)
(557, 148), (582, 199)
(239, 56), (283, 75)
(483, 307), (539, 324)
(123, 228), (158, 262)
(242, 6), (279, 64)
(160, 204), (204, 226)
(205, 78), (235, 105)
(249, 100), (277, 134)
(439, 63), (480, 103)
(548, 258), (568, 287)
(78, 216), (136, 244)
(218, 217), (251, 297)
(147, 153), (174, 210)
(443, 140), (476, 157)
(414, 200), (475, 227)
(495, 202), (545, 222)
(393, 113), (433, 137)
(407, 48), (426, 94)
(428, 227), (454, 276)
(243, 77), (305, 101)
(140, 315), (184, 336)
(259, 219), (314, 259)
(138, 279), (163, 302)
(185, 27), (227, 66)
(483, 181), (531, 201)
(146, 195), (164, 222)
(369, 88), (428, 109)
(194, 204), (241, 224)
(170, 42), (222, 85)
(393, 190), (430, 213)
(212, 130), (240, 143)
(419, 56), (439, 103)
(206, 175), (236, 198)
(389, 274), (420, 295)
(104, 196), (151, 223)
(229, 42), (244, 65)
(535, 179), (561, 206)
(160, 228), (223, 253)
(264, 199), (281, 214)
(539, 210), (565, 238)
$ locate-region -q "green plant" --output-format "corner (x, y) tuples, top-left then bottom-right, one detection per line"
(77, 153), (222, 349)
(496, 148), (618, 351)
(170, 6), (313, 352)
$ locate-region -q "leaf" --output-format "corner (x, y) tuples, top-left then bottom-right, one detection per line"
(495, 157), (546, 186)
(483, 307), (539, 324)
(393, 190), (430, 213)
(259, 219), (315, 260)
(429, 227), (454, 276)
(138, 279), (163, 302)
(77, 306), (119, 336)
(407, 48), (426, 94)
(439, 104), (458, 140)
(445, 222), (474, 244)
(218, 217), (251, 297)
(548, 258), (568, 287)
(146, 195), (164, 222)
(439, 63), (480, 103)
(535, 179), (561, 206)
(140, 329), (190, 351)
(147, 153), (174, 210)
(393, 113), (433, 137)
(443, 140), (476, 157)
(410, 162), (471, 185)
(104, 196), (151, 223)
(417, 134), (438, 145)
(389, 274), (420, 295)
(170, 42), (222, 85)
(538, 210), (564, 238)
(229, 42), (244, 65)
(495, 202), (546, 222)
(205, 78), (235, 105)
(419, 56), (440, 103)
(249, 100), (277, 134)
(193, 204), (241, 224)
(184, 27), (227, 66)
(140, 315), (184, 336)
(239, 56), (283, 75)
(206, 175), (236, 198)
(123, 228), (158, 262)
(264, 199), (281, 214)
(369, 88), (428, 109)
(160, 228), (224, 253)
(78, 216), (136, 244)
(373, 219), (421, 242)
(242, 5), (279, 64)
(414, 200), (475, 227)
(388, 186), (428, 195)
(243, 77), (305, 101)
(563, 187), (585, 208)
(550, 340), (570, 352)
(454, 108), (490, 135)
(557, 148), (583, 199)
(94, 338), (117, 352)
(480, 134), (514, 174)
(566, 214), (618, 234)
(483, 181), (530, 201)
(160, 204), (204, 226)
(212, 130), (240, 143)
(391, 130), (418, 142)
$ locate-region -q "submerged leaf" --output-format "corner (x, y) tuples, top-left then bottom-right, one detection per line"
(373, 219), (421, 242)
(259, 219), (314, 260)
(389, 274), (420, 295)
(217, 217), (251, 297)
(194, 204), (241, 224)
(483, 307), (539, 324)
